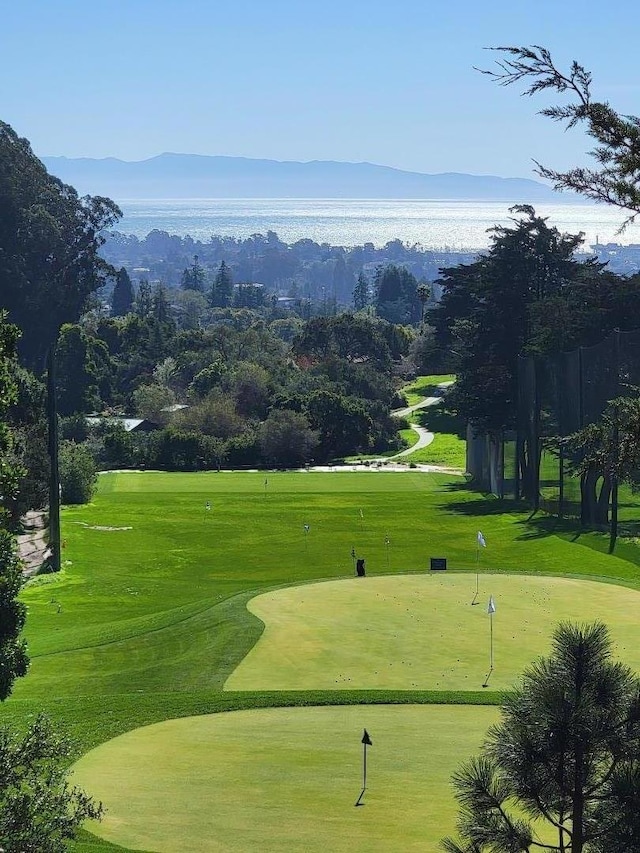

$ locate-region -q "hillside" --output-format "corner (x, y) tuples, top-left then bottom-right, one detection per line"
(41, 153), (562, 201)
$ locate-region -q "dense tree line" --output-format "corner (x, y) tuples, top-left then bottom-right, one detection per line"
(101, 228), (475, 309)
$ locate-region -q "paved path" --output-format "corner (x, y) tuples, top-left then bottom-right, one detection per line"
(389, 380), (454, 460)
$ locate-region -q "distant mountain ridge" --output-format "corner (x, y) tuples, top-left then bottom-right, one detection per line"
(41, 153), (563, 202)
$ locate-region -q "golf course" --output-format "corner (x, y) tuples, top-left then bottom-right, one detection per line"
(6, 411), (640, 851)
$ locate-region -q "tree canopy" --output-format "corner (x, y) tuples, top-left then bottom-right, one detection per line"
(0, 121), (121, 369)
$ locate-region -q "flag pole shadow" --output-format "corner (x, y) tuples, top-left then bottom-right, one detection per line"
(482, 667), (494, 688)
(470, 592), (479, 606)
(354, 788), (366, 807)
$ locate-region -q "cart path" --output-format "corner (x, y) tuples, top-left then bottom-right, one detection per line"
(389, 380), (454, 460)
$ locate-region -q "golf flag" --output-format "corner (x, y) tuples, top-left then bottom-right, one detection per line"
(359, 509), (364, 519)
(477, 531), (487, 548)
(205, 501), (211, 511)
(362, 729), (372, 746)
(264, 478), (268, 487)
(488, 595), (496, 614)
(304, 524), (310, 533)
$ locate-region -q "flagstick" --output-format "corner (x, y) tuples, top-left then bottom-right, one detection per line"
(483, 611), (494, 687)
(471, 545), (480, 605)
(355, 736), (369, 807)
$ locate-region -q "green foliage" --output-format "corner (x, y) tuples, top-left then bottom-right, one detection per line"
(131, 383), (174, 421)
(59, 441), (97, 504)
(56, 324), (111, 416)
(432, 206), (591, 433)
(259, 409), (319, 466)
(111, 268), (134, 318)
(443, 622), (640, 853)
(0, 714), (102, 852)
(482, 46), (640, 224)
(374, 264), (420, 325)
(305, 390), (374, 460)
(353, 271), (370, 311)
(209, 260), (233, 307)
(188, 362), (226, 399)
(180, 255), (206, 293)
(0, 121), (120, 368)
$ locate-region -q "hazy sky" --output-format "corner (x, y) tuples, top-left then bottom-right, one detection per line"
(2, 0), (639, 178)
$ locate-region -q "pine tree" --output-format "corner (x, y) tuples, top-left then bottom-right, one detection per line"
(180, 255), (206, 292)
(443, 622), (640, 853)
(210, 260), (234, 307)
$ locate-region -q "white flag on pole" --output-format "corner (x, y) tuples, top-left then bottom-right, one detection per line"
(487, 595), (496, 615)
(477, 531), (487, 548)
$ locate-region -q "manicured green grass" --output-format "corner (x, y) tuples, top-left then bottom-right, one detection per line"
(401, 374), (455, 407)
(406, 431), (466, 468)
(3, 469), (640, 852)
(72, 704), (499, 853)
(226, 574), (640, 692)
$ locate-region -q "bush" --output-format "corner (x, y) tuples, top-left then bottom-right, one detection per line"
(59, 441), (97, 504)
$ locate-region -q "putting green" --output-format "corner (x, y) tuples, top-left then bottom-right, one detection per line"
(72, 704), (499, 852)
(225, 574), (640, 692)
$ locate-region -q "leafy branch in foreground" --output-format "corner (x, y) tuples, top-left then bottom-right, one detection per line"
(479, 45), (640, 227)
(0, 714), (103, 853)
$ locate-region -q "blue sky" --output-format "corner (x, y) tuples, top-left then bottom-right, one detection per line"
(2, 0), (639, 177)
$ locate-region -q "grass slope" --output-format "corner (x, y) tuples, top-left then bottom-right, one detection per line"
(72, 705), (499, 853)
(226, 574), (640, 691)
(2, 469), (640, 852)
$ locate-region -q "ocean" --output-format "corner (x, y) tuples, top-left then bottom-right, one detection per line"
(113, 198), (640, 251)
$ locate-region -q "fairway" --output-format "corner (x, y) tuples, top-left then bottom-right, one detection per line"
(71, 704), (499, 853)
(225, 574), (640, 692)
(7, 468), (640, 853)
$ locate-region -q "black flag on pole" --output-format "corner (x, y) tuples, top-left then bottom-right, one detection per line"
(362, 729), (372, 746)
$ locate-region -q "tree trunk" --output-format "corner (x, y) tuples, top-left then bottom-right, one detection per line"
(580, 468), (599, 527)
(596, 474), (612, 527)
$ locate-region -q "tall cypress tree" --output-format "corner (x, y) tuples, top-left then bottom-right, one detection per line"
(111, 267), (134, 317)
(210, 260), (234, 307)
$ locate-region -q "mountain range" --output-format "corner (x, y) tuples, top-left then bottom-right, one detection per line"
(41, 153), (563, 202)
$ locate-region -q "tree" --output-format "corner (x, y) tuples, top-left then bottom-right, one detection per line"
(0, 714), (102, 853)
(431, 205), (587, 435)
(374, 264), (420, 325)
(565, 396), (640, 530)
(442, 622), (640, 853)
(55, 324), (110, 416)
(259, 409), (319, 467)
(481, 46), (640, 226)
(417, 281), (431, 327)
(132, 383), (175, 421)
(111, 267), (134, 317)
(180, 255), (206, 292)
(59, 440), (97, 504)
(134, 279), (153, 318)
(353, 272), (370, 312)
(210, 260), (234, 307)
(0, 121), (120, 369)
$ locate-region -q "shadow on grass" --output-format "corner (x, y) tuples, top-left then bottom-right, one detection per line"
(438, 481), (588, 543)
(415, 405), (466, 438)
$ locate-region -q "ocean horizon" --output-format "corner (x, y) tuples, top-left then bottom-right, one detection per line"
(112, 198), (640, 251)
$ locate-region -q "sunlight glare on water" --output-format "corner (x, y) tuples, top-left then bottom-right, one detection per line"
(114, 198), (640, 250)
